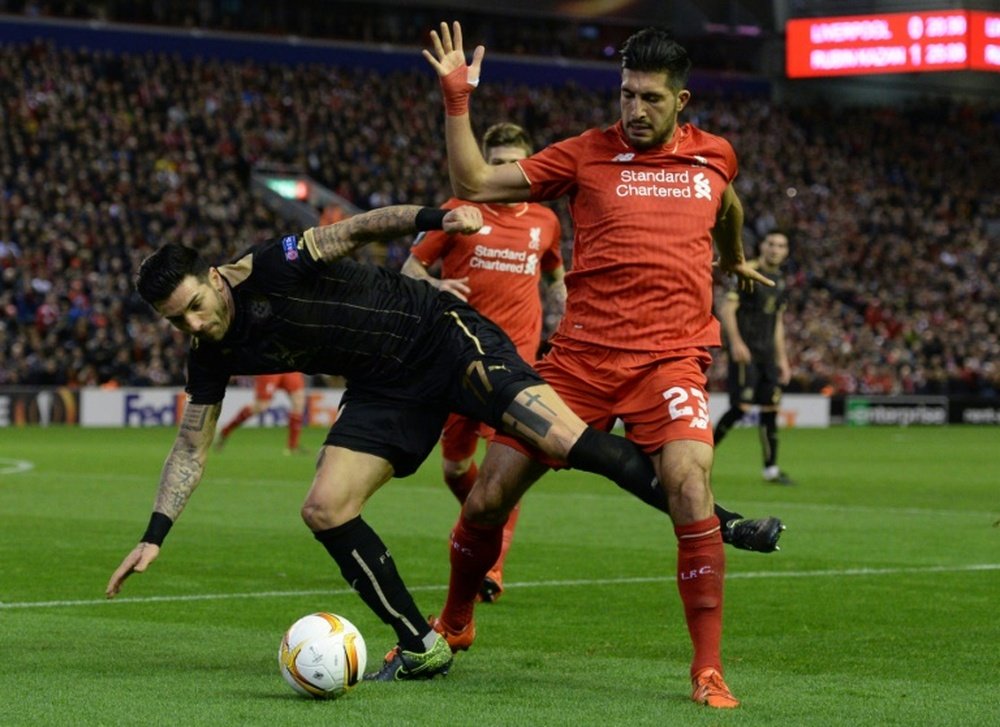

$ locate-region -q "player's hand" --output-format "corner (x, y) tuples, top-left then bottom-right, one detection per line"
(106, 542), (160, 598)
(422, 21), (485, 83)
(716, 258), (775, 293)
(443, 205), (483, 235)
(438, 276), (471, 302)
(779, 361), (791, 386)
(730, 339), (752, 365)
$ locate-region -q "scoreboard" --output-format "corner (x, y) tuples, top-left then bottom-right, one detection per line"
(787, 10), (1000, 77)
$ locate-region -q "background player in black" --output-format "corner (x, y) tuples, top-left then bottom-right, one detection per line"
(104, 202), (778, 683)
(714, 231), (795, 485)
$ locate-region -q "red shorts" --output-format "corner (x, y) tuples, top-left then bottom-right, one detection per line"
(255, 372), (306, 401)
(495, 337), (714, 463)
(440, 413), (495, 462)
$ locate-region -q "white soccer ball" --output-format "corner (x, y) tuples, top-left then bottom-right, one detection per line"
(278, 612), (367, 699)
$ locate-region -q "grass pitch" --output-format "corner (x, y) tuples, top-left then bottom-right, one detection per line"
(1, 425), (997, 726)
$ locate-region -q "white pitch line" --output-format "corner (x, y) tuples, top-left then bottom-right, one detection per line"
(2, 563), (997, 611)
(0, 458), (34, 475)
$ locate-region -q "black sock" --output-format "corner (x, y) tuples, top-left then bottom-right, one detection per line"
(314, 516), (429, 652)
(714, 502), (742, 526)
(564, 426), (740, 527)
(713, 407), (743, 445)
(566, 426), (667, 512)
(760, 410), (778, 468)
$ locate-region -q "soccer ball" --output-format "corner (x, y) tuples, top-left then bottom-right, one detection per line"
(278, 612), (367, 699)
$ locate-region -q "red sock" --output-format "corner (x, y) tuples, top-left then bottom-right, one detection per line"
(444, 462), (478, 504)
(675, 515), (726, 677)
(222, 406), (253, 437)
(288, 412), (303, 449)
(490, 502), (521, 580)
(440, 512), (502, 628)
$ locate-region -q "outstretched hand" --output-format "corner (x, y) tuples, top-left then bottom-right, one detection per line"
(716, 258), (775, 293)
(106, 542), (160, 598)
(422, 21), (485, 83)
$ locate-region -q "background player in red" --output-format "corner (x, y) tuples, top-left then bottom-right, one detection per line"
(402, 121), (565, 603)
(425, 21), (777, 709)
(214, 372), (307, 454)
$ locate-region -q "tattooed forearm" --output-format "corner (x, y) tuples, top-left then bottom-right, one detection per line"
(153, 402), (220, 520)
(154, 448), (204, 519)
(308, 205), (424, 262)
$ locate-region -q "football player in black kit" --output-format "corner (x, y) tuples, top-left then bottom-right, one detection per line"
(714, 231), (796, 485)
(106, 203), (783, 682)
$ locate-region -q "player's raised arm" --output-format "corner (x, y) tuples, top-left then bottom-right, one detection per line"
(303, 204), (482, 264)
(713, 185), (774, 291)
(423, 21), (530, 202)
(105, 401), (221, 598)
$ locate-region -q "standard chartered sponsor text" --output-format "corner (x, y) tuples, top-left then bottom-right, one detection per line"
(617, 168), (693, 198)
(472, 245), (530, 273)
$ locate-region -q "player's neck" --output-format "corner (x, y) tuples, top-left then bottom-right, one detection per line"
(758, 258), (780, 274)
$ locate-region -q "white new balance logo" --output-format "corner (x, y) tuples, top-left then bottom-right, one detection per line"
(693, 172), (712, 200)
(612, 153), (635, 162)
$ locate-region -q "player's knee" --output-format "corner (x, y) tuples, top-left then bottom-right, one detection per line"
(462, 477), (511, 527)
(300, 497), (357, 531)
(443, 458), (472, 480)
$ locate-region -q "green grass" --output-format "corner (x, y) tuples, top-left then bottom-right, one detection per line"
(1, 425), (998, 726)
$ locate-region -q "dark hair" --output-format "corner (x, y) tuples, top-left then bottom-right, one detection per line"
(135, 243), (209, 305)
(482, 122), (533, 156)
(620, 27), (692, 90)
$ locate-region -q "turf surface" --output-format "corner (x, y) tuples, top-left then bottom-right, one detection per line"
(1, 425), (997, 725)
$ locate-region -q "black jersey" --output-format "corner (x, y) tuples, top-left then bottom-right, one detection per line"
(185, 234), (467, 404)
(729, 261), (787, 358)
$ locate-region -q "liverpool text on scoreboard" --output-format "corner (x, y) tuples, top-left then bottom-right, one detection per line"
(787, 10), (1000, 77)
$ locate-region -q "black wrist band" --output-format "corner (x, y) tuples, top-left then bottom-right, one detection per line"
(415, 207), (448, 231)
(141, 512), (174, 546)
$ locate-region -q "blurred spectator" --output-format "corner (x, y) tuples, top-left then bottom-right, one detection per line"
(0, 39), (997, 395)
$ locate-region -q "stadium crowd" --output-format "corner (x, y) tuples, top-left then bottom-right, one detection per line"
(1, 39), (998, 396)
(9, 0), (763, 73)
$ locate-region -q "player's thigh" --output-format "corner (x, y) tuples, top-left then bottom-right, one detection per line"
(533, 342), (618, 429)
(323, 388), (448, 477)
(280, 372), (306, 394)
(255, 374), (279, 401)
(465, 440), (549, 521)
(619, 351), (715, 451)
(754, 360), (782, 406)
(501, 383), (587, 460)
(302, 446), (395, 528)
(728, 360), (757, 408)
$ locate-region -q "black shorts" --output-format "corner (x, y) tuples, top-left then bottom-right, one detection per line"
(728, 357), (782, 407)
(324, 306), (545, 476)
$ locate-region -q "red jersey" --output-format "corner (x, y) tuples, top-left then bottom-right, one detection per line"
(517, 121), (737, 353)
(410, 197), (562, 360)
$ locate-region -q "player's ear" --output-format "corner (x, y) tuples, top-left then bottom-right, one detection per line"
(208, 267), (224, 291)
(677, 89), (691, 112)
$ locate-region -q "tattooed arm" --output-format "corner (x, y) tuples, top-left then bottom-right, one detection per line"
(153, 402), (220, 518)
(303, 204), (482, 264)
(106, 402), (221, 598)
